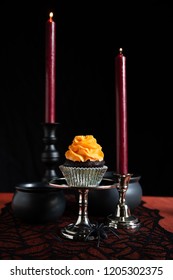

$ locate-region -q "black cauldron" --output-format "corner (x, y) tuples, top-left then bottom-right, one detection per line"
(11, 181), (66, 223)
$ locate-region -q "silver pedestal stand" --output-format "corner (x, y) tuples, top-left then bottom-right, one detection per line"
(50, 178), (118, 241)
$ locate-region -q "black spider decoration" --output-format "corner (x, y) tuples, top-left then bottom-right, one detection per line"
(85, 222), (119, 247)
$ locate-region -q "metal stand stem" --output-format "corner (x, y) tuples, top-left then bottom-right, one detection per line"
(61, 188), (95, 241)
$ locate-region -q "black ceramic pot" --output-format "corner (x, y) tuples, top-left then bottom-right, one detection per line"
(88, 172), (142, 216)
(11, 181), (66, 223)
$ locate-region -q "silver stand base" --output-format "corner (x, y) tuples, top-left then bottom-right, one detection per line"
(107, 214), (141, 230)
(61, 223), (96, 241)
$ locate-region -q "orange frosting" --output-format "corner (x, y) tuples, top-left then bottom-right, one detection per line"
(65, 135), (104, 162)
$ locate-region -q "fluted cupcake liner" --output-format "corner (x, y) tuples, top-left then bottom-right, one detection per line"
(59, 165), (108, 187)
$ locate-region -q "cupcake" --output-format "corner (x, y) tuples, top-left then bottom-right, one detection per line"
(59, 135), (107, 187)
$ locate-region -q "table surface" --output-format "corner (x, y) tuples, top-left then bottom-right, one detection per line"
(1, 193), (173, 233)
(1, 192), (173, 260)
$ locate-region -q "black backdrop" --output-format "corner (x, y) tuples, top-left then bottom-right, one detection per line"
(0, 0), (173, 195)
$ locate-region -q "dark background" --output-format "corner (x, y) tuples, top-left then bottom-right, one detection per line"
(0, 0), (173, 195)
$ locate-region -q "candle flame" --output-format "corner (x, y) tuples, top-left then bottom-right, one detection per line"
(119, 48), (123, 54)
(49, 12), (53, 22)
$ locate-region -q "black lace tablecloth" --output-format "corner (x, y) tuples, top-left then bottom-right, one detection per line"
(0, 194), (173, 260)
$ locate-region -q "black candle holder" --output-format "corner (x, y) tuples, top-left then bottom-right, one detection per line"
(41, 122), (60, 183)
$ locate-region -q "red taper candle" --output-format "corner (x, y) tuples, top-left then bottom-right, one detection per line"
(115, 48), (128, 174)
(45, 12), (56, 123)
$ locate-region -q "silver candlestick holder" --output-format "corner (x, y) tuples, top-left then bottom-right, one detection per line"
(107, 173), (141, 230)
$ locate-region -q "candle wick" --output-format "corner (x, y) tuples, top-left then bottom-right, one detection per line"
(49, 12), (53, 22)
(119, 48), (123, 54)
